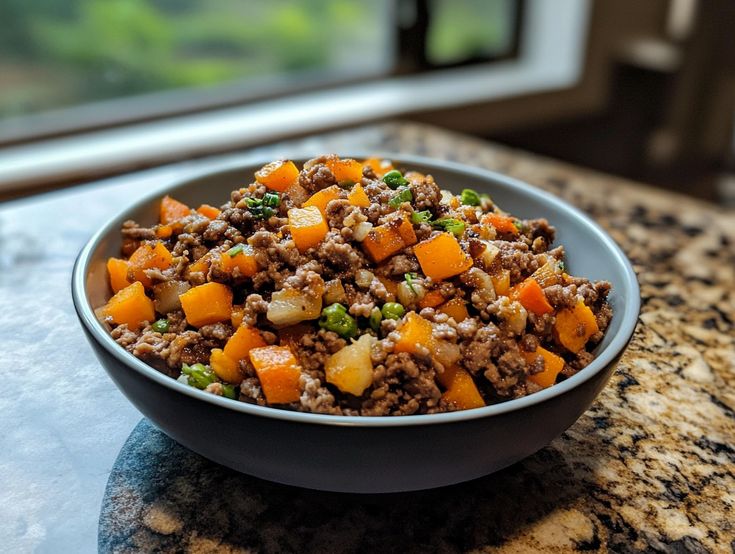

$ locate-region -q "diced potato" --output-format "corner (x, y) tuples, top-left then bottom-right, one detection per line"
(325, 335), (375, 396)
(267, 288), (322, 327)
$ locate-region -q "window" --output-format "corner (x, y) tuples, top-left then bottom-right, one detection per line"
(0, 0), (521, 142)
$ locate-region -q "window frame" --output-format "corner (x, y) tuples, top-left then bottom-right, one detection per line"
(0, 0), (591, 196)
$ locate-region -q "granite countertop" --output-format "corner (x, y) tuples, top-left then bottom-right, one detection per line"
(1, 122), (733, 553)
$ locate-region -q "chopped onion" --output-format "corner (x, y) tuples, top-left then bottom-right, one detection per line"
(397, 281), (426, 306)
(354, 269), (374, 289)
(323, 279), (347, 305)
(353, 221), (373, 242)
(153, 280), (190, 314)
(267, 288), (322, 327)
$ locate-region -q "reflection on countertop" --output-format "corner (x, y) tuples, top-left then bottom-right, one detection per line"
(1, 123), (733, 553)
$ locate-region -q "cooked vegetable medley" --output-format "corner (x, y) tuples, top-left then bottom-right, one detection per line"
(101, 156), (612, 415)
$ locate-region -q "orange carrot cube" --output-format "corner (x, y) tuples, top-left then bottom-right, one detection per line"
(160, 195), (191, 224)
(442, 368), (485, 409)
(325, 157), (363, 183)
(219, 245), (258, 277)
(414, 232), (473, 281)
(554, 300), (600, 353)
(107, 257), (131, 293)
(347, 183), (371, 207)
(224, 326), (267, 362)
(179, 282), (233, 327)
(522, 346), (565, 388)
(255, 160), (299, 192)
(128, 242), (173, 288)
(288, 206), (328, 252)
(196, 204), (221, 219)
(437, 298), (469, 322)
(103, 281), (155, 330)
(249, 346), (302, 404)
(303, 185), (341, 216)
(209, 349), (242, 384)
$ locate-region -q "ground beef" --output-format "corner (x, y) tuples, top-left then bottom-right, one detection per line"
(104, 155), (614, 416)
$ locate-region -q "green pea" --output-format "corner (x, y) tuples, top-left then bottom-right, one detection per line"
(152, 319), (170, 333)
(460, 188), (481, 206)
(369, 306), (383, 332)
(221, 384), (237, 399)
(381, 302), (405, 320)
(181, 363), (216, 390)
(318, 303), (358, 339)
(388, 187), (413, 208)
(382, 170), (409, 189)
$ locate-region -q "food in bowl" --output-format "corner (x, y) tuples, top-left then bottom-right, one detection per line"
(99, 155), (612, 416)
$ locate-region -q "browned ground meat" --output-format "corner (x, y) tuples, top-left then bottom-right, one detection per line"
(103, 156), (613, 416)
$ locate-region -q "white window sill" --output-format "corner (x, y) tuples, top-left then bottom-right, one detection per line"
(0, 0), (589, 193)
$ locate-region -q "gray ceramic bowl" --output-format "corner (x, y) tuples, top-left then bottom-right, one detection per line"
(72, 155), (639, 493)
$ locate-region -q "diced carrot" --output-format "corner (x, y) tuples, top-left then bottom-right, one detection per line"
(414, 232), (473, 282)
(376, 276), (399, 296)
(510, 278), (553, 315)
(209, 349), (242, 384)
(435, 364), (460, 389)
(197, 204), (221, 219)
(249, 346), (302, 404)
(554, 299), (600, 353)
(219, 245), (258, 277)
(325, 157), (363, 183)
(522, 346), (565, 388)
(491, 269), (511, 296)
(362, 216), (416, 263)
(442, 368), (485, 410)
(179, 282), (233, 327)
(128, 242), (173, 288)
(362, 157), (393, 177)
(231, 305), (245, 328)
(396, 216), (417, 246)
(160, 195), (191, 224)
(362, 225), (405, 263)
(187, 258), (209, 279)
(103, 281), (155, 330)
(224, 325), (267, 362)
(155, 224), (173, 239)
(394, 312), (433, 355)
(347, 183), (370, 207)
(437, 298), (469, 322)
(483, 213), (519, 235)
(288, 206), (329, 252)
(255, 160), (300, 192)
(419, 289), (445, 309)
(303, 185), (341, 216)
(107, 257), (131, 293)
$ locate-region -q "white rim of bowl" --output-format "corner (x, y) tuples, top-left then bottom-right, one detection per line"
(72, 153), (640, 428)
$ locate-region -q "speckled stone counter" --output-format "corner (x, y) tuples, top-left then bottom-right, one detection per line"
(1, 123), (733, 553)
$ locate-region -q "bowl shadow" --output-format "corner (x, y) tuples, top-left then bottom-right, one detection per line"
(100, 419), (590, 553)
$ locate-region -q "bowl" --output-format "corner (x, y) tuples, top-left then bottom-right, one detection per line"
(72, 154), (639, 493)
